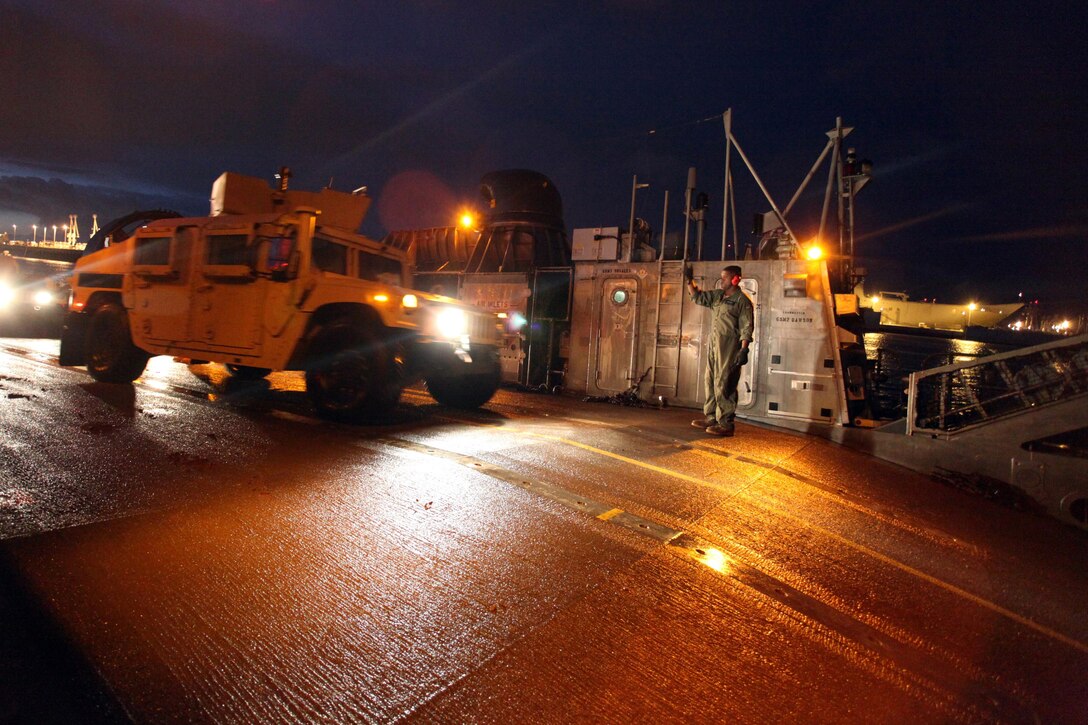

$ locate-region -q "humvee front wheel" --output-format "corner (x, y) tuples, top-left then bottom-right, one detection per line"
(85, 303), (150, 383)
(304, 324), (400, 422)
(226, 364), (272, 380)
(426, 364), (501, 409)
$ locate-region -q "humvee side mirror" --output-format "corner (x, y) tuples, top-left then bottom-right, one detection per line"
(266, 235), (299, 281)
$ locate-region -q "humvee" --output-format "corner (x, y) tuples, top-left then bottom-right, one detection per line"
(60, 171), (503, 420)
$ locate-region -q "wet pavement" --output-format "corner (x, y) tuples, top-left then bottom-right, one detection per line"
(1, 337), (1086, 723)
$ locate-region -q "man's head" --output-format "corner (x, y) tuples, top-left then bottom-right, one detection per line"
(721, 265), (742, 288)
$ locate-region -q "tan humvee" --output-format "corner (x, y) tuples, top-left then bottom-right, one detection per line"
(60, 172), (503, 420)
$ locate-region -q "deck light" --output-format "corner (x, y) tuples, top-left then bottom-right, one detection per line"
(805, 245), (823, 261)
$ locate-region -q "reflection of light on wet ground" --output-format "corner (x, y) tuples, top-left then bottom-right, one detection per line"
(142, 355), (177, 377)
(139, 356), (178, 389)
(692, 546), (730, 573)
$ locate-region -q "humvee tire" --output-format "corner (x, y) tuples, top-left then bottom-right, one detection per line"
(226, 364), (272, 380)
(86, 303), (150, 383)
(304, 323), (400, 422)
(426, 364), (501, 409)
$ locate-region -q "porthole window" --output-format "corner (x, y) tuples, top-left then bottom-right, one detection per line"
(611, 288), (629, 305)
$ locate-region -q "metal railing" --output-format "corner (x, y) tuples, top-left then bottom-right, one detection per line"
(905, 334), (1088, 436)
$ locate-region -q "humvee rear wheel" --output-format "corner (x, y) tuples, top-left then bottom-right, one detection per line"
(304, 324), (400, 422)
(426, 363), (501, 409)
(86, 303), (150, 383)
(226, 364), (272, 380)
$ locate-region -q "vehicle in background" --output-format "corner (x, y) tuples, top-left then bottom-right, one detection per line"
(0, 252), (69, 337)
(59, 170), (504, 421)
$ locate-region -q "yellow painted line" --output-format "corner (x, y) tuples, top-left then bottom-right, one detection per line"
(562, 416), (624, 428)
(792, 515), (1088, 655)
(597, 507), (624, 521)
(525, 430), (1088, 655)
(688, 447), (982, 557)
(525, 431), (714, 488)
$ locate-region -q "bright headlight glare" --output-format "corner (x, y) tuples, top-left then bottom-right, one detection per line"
(402, 294), (418, 308)
(435, 307), (467, 338)
(0, 283), (14, 308)
(33, 289), (54, 306)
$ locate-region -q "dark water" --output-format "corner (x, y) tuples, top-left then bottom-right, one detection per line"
(863, 332), (1015, 419)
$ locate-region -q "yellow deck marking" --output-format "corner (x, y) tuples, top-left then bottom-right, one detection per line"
(688, 447), (983, 557)
(596, 507), (624, 521)
(524, 430), (1088, 655)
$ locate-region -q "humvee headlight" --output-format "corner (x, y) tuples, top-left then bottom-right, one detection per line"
(402, 294), (418, 308)
(0, 282), (14, 308)
(435, 307), (467, 338)
(33, 289), (54, 306)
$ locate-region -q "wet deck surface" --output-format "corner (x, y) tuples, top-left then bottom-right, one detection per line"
(1, 337), (1086, 723)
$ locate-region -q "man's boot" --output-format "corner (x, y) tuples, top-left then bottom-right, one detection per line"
(691, 416), (716, 429)
(705, 421), (735, 437)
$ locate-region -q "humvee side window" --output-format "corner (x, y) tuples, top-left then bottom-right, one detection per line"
(312, 237), (348, 275)
(134, 236), (172, 266)
(358, 251), (403, 285)
(207, 234), (251, 266)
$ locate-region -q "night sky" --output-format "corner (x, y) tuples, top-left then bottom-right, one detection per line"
(2, 1), (1085, 305)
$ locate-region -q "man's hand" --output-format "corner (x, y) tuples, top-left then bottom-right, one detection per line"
(683, 264), (693, 282)
(735, 348), (749, 367)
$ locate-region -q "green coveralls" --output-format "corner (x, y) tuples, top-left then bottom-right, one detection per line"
(691, 287), (754, 423)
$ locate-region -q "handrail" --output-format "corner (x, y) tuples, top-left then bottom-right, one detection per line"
(906, 334), (1088, 436)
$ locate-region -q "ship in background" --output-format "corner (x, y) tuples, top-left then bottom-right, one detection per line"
(857, 288), (1023, 332)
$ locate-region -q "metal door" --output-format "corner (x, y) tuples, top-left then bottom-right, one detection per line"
(131, 226), (194, 343)
(595, 277), (638, 391)
(737, 276), (759, 409)
(190, 228), (266, 352)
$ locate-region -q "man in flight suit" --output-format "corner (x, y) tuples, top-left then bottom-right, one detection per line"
(686, 264), (754, 437)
